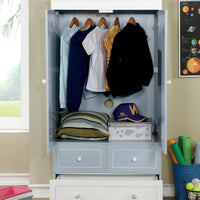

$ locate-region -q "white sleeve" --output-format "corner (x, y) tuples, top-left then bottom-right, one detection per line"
(82, 30), (96, 55)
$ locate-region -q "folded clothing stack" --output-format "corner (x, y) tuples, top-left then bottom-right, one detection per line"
(56, 111), (110, 140)
(0, 186), (32, 200)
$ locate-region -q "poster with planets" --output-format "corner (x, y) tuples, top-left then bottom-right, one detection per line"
(179, 0), (200, 77)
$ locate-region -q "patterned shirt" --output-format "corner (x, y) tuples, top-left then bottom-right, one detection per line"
(104, 25), (121, 89)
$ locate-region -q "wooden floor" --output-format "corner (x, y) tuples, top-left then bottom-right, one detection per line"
(33, 199), (49, 200)
(33, 198), (176, 200)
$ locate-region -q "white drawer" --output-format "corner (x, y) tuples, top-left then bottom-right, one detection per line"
(50, 179), (162, 200)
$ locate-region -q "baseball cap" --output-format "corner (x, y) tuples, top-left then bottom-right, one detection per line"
(113, 103), (147, 122)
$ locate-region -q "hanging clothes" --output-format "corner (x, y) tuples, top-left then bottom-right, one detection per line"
(107, 23), (154, 97)
(67, 26), (95, 112)
(82, 27), (109, 92)
(59, 25), (80, 108)
(104, 25), (121, 90)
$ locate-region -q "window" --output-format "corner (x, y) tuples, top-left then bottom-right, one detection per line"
(0, 0), (29, 130)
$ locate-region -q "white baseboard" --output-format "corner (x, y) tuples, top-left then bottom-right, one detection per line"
(0, 173), (175, 198)
(0, 173), (29, 186)
(163, 184), (175, 197)
(28, 184), (50, 198)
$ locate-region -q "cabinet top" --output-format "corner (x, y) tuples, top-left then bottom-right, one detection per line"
(51, 0), (162, 10)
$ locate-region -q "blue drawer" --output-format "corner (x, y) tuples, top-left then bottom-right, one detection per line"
(108, 143), (161, 174)
(53, 142), (107, 174)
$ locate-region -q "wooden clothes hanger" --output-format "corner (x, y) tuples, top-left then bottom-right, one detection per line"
(81, 18), (95, 31)
(69, 17), (80, 28)
(128, 17), (137, 26)
(114, 17), (120, 28)
(97, 17), (109, 29)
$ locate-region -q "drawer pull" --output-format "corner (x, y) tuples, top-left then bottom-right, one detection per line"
(76, 156), (82, 162)
(42, 79), (47, 84)
(132, 194), (137, 199)
(131, 157), (137, 162)
(74, 193), (80, 199)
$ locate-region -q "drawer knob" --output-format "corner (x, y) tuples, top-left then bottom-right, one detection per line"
(42, 79), (47, 84)
(131, 157), (137, 162)
(76, 156), (82, 162)
(132, 194), (137, 199)
(74, 193), (80, 199)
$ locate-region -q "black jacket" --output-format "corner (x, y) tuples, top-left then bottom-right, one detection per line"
(107, 23), (154, 97)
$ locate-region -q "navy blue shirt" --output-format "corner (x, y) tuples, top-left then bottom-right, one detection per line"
(67, 26), (94, 112)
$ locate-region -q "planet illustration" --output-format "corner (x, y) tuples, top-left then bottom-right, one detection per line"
(183, 6), (189, 13)
(191, 48), (197, 54)
(183, 69), (188, 74)
(187, 26), (197, 33)
(187, 57), (200, 73)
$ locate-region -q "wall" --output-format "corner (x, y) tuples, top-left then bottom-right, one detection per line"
(0, 132), (29, 173)
(0, 0), (200, 185)
(29, 0), (52, 184)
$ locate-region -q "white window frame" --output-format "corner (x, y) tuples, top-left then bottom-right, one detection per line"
(0, 0), (29, 130)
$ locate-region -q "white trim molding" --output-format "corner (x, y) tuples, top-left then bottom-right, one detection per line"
(28, 184), (50, 198)
(51, 0), (162, 10)
(163, 184), (175, 197)
(0, 173), (29, 186)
